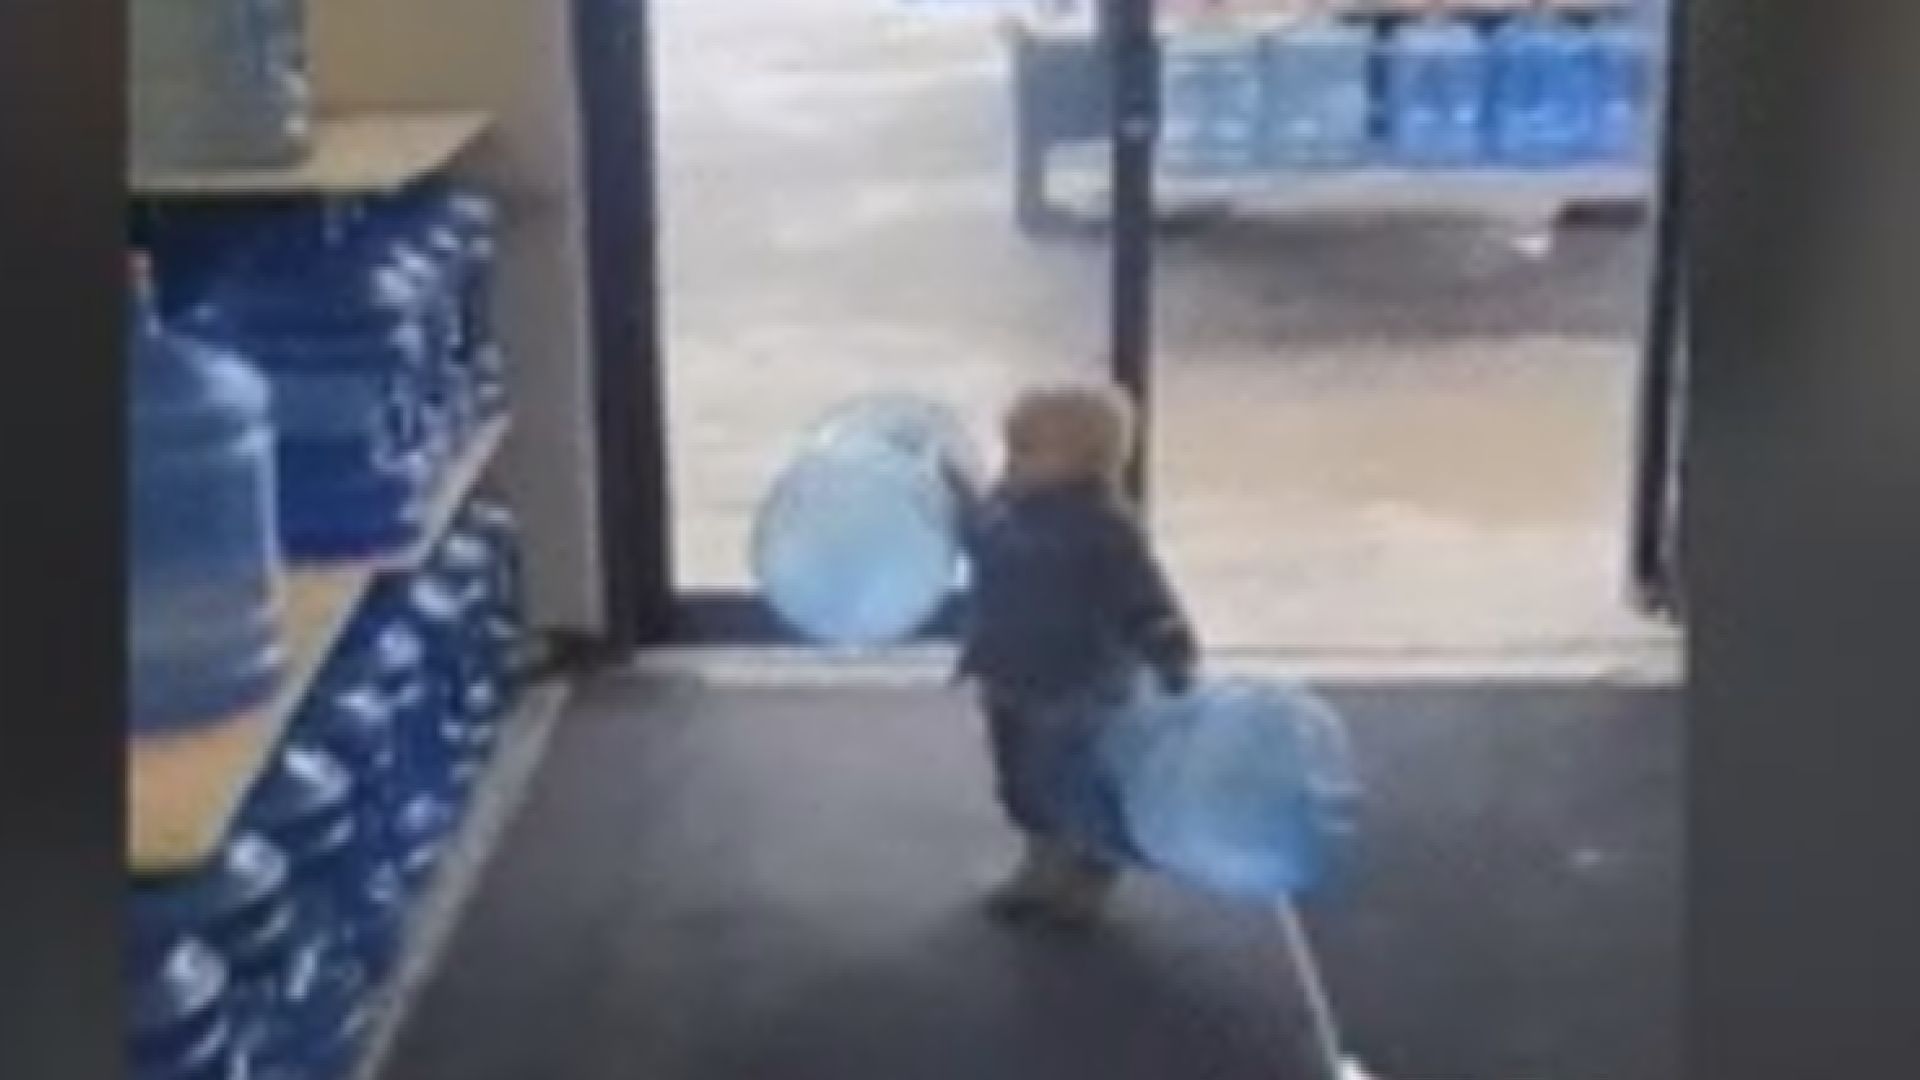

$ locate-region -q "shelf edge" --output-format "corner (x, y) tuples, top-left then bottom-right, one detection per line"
(349, 682), (573, 1080)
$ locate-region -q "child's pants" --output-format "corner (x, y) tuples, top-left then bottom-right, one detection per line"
(981, 681), (1137, 863)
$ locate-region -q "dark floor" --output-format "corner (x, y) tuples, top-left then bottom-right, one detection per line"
(383, 676), (1680, 1080)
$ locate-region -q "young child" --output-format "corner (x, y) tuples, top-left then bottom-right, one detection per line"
(949, 380), (1199, 927)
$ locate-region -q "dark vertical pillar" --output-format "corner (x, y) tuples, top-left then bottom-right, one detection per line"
(1687, 1), (1920, 1077)
(1107, 0), (1157, 503)
(572, 0), (674, 647)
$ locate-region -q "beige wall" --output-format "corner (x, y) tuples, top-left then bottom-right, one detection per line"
(312, 0), (608, 631)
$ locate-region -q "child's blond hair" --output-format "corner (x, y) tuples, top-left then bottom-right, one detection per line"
(1003, 379), (1137, 491)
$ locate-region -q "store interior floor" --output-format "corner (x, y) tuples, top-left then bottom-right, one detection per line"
(380, 672), (1679, 1080)
(657, 0), (1676, 657)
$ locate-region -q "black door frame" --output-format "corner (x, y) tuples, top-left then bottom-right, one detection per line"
(1628, 0), (1691, 618)
(572, 0), (672, 650)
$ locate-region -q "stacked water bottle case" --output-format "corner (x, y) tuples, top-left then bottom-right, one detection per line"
(129, 501), (526, 1080)
(1157, 1), (1664, 175)
(147, 186), (507, 560)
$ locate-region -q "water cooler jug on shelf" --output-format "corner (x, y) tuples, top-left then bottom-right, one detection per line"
(128, 938), (246, 1080)
(182, 208), (446, 560)
(130, 0), (313, 172)
(1261, 12), (1374, 169)
(1488, 6), (1598, 165)
(129, 254), (287, 735)
(1382, 10), (1491, 166)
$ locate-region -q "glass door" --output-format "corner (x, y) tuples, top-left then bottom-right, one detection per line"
(641, 0), (1141, 640)
(1138, 0), (1683, 655)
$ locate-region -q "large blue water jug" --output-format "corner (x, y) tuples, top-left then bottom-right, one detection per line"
(1589, 15), (1656, 163)
(240, 747), (384, 1079)
(753, 395), (976, 647)
(1261, 16), (1375, 168)
(296, 677), (404, 858)
(140, 203), (299, 317)
(290, 698), (413, 981)
(131, 832), (301, 1056)
(1383, 14), (1491, 166)
(1099, 677), (1361, 899)
(370, 184), (506, 437)
(347, 611), (443, 830)
(129, 938), (237, 1076)
(350, 203), (467, 460)
(129, 256), (287, 735)
(394, 539), (509, 806)
(187, 210), (439, 559)
(335, 588), (459, 888)
(129, 0), (312, 172)
(1160, 32), (1268, 175)
(134, 1017), (245, 1080)
(458, 498), (528, 691)
(1488, 9), (1597, 165)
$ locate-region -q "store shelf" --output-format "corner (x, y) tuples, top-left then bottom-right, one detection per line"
(127, 417), (512, 873)
(1049, 157), (1649, 217)
(350, 682), (571, 1080)
(1013, 0), (1633, 41)
(131, 110), (490, 198)
(1158, 164), (1651, 216)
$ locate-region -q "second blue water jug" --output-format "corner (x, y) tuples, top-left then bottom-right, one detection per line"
(753, 395), (976, 647)
(1488, 9), (1597, 165)
(1383, 14), (1490, 166)
(1589, 15), (1656, 163)
(1160, 32), (1268, 175)
(129, 255), (287, 734)
(1261, 15), (1375, 168)
(1099, 677), (1361, 899)
(239, 747), (386, 1080)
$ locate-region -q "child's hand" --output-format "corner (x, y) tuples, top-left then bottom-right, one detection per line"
(1159, 664), (1196, 697)
(939, 454), (978, 495)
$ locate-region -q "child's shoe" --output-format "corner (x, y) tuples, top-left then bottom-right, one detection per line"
(984, 838), (1061, 923)
(985, 839), (1116, 928)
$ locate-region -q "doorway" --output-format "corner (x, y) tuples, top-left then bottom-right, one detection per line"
(643, 0), (1134, 640)
(588, 0), (1687, 654)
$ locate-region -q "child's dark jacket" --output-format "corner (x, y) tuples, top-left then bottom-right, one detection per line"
(956, 479), (1197, 700)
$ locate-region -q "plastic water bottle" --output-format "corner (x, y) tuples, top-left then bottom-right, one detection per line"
(239, 747), (385, 1080)
(1100, 677), (1361, 898)
(353, 595), (459, 888)
(130, 832), (305, 1073)
(1488, 6), (1596, 165)
(402, 554), (496, 792)
(372, 184), (506, 433)
(128, 938), (244, 1080)
(186, 208), (439, 559)
(129, 255), (287, 734)
(130, 0), (312, 171)
(1262, 13), (1375, 168)
(428, 529), (513, 780)
(754, 395), (977, 647)
(1382, 11), (1491, 167)
(287, 691), (412, 980)
(357, 195), (472, 456)
(1590, 14), (1656, 163)
(1160, 32), (1269, 175)
(458, 498), (528, 691)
